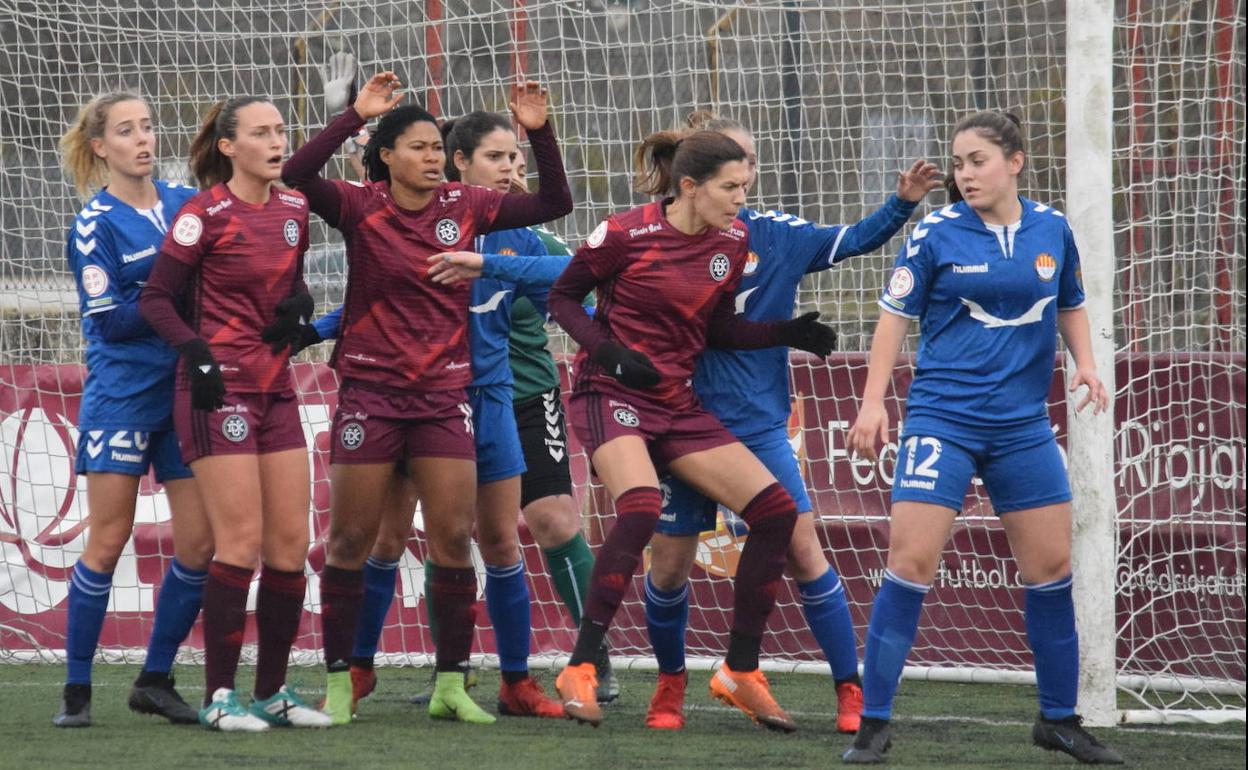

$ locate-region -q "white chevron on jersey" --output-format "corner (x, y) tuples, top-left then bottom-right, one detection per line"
(470, 289), (512, 313)
(961, 295), (1056, 328)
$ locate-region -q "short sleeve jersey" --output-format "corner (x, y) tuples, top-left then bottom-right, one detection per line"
(69, 180), (197, 430)
(878, 198), (1085, 428)
(570, 200), (750, 403)
(326, 180), (504, 391)
(160, 184), (310, 393)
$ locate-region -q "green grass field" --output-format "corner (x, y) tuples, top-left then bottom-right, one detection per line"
(1, 664), (1242, 769)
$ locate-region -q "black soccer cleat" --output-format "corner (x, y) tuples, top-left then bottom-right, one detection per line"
(594, 643), (620, 704)
(129, 673), (200, 724)
(53, 683), (92, 728)
(1033, 713), (1124, 765)
(842, 716), (893, 764)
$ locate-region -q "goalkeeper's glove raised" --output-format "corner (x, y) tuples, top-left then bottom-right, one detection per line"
(592, 342), (661, 390)
(178, 338), (226, 411)
(261, 288), (316, 355)
(776, 311), (837, 357)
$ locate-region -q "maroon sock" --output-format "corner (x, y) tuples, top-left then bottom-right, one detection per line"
(426, 562), (477, 673)
(201, 561), (253, 705)
(253, 564), (307, 699)
(729, 483), (797, 656)
(570, 486), (662, 664)
(319, 565), (364, 673)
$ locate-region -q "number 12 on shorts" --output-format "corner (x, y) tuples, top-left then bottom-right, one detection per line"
(903, 436), (942, 479)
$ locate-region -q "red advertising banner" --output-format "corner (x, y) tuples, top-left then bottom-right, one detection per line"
(1, 355), (1243, 682)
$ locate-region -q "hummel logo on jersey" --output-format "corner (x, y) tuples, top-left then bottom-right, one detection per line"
(953, 263), (988, 273)
(435, 218), (461, 245)
(469, 290), (512, 313)
(961, 296), (1056, 328)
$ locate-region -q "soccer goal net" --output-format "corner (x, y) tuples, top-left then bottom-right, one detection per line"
(0, 0), (1242, 726)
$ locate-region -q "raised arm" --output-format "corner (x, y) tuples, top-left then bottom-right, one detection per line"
(490, 81), (573, 231)
(281, 108), (365, 226)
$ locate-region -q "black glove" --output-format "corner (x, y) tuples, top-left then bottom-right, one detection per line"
(178, 338), (226, 411)
(592, 342), (661, 390)
(289, 323), (324, 357)
(777, 311), (837, 357)
(260, 288), (316, 354)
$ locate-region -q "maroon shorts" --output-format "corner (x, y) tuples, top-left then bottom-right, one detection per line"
(330, 381), (476, 465)
(568, 386), (737, 471)
(175, 389), (306, 464)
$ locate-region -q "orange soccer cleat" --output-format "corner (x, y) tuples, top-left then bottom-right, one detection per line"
(709, 664), (797, 733)
(836, 681), (864, 734)
(645, 671), (688, 730)
(497, 676), (565, 719)
(555, 662), (602, 726)
(350, 666), (377, 714)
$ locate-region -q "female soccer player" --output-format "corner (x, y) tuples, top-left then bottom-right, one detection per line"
(54, 92), (214, 728)
(281, 73), (572, 725)
(640, 112), (942, 731)
(548, 129), (836, 731)
(140, 96), (329, 732)
(841, 111), (1121, 765)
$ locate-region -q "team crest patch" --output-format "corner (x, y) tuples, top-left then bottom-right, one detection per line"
(586, 220), (608, 248)
(221, 414), (248, 443)
(613, 408), (640, 428)
(1034, 252), (1057, 281)
(339, 421), (365, 451)
(888, 266), (915, 298)
(283, 219), (300, 247)
(172, 213), (203, 246)
(435, 218), (461, 246)
(81, 265), (109, 297)
(743, 251), (760, 275)
(709, 253), (731, 281)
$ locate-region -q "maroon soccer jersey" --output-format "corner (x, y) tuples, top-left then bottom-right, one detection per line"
(321, 179), (503, 390)
(159, 184), (309, 392)
(556, 200), (749, 402)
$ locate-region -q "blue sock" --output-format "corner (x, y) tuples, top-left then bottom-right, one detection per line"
(1025, 574), (1078, 720)
(65, 561), (113, 685)
(861, 569), (929, 720)
(644, 573), (689, 674)
(352, 556), (400, 662)
(144, 558), (207, 673)
(484, 561), (531, 674)
(798, 567), (859, 683)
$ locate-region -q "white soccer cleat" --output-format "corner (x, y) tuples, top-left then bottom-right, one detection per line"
(249, 684), (333, 728)
(199, 688), (270, 732)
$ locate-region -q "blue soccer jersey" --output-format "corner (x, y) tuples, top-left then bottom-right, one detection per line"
(879, 197), (1084, 430)
(68, 180), (198, 431)
(692, 195), (917, 437)
(468, 228), (570, 388)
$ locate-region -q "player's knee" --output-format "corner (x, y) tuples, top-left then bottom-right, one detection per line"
(174, 539), (215, 572)
(427, 535), (472, 567)
(1019, 555), (1072, 586)
(477, 529), (520, 566)
(370, 528), (408, 563)
(648, 536), (695, 591)
(327, 524), (373, 567)
(786, 533), (829, 584)
(885, 550), (940, 586)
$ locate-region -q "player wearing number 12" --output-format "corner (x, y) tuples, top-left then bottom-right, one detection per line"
(842, 111), (1121, 765)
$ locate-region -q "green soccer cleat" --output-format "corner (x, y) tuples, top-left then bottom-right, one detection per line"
(249, 684), (332, 728)
(428, 671), (496, 724)
(410, 666), (479, 705)
(199, 688), (269, 732)
(323, 670), (354, 726)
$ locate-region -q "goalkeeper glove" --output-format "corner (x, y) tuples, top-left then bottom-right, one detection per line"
(777, 311), (837, 357)
(592, 342), (661, 390)
(261, 288), (316, 355)
(178, 338), (226, 411)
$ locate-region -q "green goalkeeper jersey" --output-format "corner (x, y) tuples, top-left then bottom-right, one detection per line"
(509, 225), (593, 404)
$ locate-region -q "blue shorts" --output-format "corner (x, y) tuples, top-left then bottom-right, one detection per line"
(891, 419), (1071, 514)
(656, 426), (812, 537)
(469, 384), (526, 484)
(74, 428), (192, 483)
